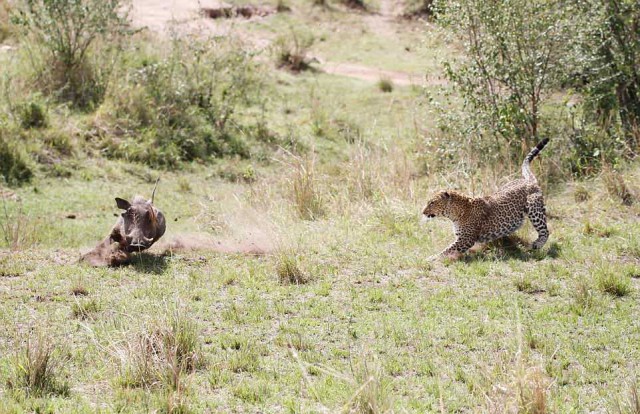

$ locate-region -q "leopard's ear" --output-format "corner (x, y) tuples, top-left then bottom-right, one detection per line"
(443, 191), (450, 199)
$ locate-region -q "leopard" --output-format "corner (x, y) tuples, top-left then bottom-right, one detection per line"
(422, 138), (550, 259)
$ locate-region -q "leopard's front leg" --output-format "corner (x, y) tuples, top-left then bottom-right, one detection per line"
(441, 236), (475, 259)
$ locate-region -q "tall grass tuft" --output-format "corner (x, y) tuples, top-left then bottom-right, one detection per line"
(516, 367), (548, 414)
(290, 156), (324, 220)
(614, 379), (640, 414)
(273, 30), (314, 72)
(290, 347), (393, 412)
(571, 280), (595, 315)
(115, 308), (204, 390)
(603, 166), (635, 206)
(6, 333), (69, 397)
(71, 298), (101, 320)
(596, 268), (632, 297)
(0, 202), (41, 250)
(275, 248), (308, 285)
(346, 354), (393, 413)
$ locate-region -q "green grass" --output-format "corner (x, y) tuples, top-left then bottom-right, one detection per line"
(0, 164), (639, 411)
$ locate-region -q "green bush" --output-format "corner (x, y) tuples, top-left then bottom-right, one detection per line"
(434, 0), (570, 161)
(0, 131), (32, 186)
(17, 100), (47, 129)
(568, 1), (640, 145)
(96, 36), (259, 168)
(12, 0), (130, 109)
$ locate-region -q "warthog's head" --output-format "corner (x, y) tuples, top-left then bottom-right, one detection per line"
(81, 179), (167, 267)
(114, 195), (166, 252)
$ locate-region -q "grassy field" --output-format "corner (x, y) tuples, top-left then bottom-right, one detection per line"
(1, 0), (640, 412)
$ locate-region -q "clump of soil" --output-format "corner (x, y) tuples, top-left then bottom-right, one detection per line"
(80, 241), (131, 267)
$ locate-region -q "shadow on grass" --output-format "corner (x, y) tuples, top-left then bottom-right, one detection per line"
(462, 238), (561, 263)
(129, 252), (171, 274)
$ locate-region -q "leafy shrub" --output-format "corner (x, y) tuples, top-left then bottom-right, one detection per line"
(435, 0), (570, 161)
(12, 0), (130, 109)
(17, 100), (47, 129)
(565, 123), (625, 177)
(97, 36), (259, 168)
(0, 132), (32, 186)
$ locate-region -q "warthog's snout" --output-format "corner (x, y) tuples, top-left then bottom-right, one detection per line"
(127, 236), (155, 251)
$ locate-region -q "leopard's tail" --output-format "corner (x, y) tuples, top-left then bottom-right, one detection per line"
(522, 138), (549, 182)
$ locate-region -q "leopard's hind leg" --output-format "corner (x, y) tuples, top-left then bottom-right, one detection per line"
(526, 192), (549, 249)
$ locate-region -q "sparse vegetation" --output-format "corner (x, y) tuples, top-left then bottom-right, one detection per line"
(0, 203), (40, 249)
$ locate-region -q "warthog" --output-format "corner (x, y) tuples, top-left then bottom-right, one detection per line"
(81, 180), (166, 266)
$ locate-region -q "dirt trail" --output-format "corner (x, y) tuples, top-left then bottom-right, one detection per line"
(320, 61), (444, 86)
(129, 0), (434, 86)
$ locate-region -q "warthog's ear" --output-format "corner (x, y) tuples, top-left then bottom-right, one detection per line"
(115, 198), (131, 210)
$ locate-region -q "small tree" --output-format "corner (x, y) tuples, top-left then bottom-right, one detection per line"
(436, 0), (570, 156)
(12, 0), (130, 109)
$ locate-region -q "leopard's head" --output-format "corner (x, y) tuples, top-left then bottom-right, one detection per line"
(422, 191), (452, 219)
